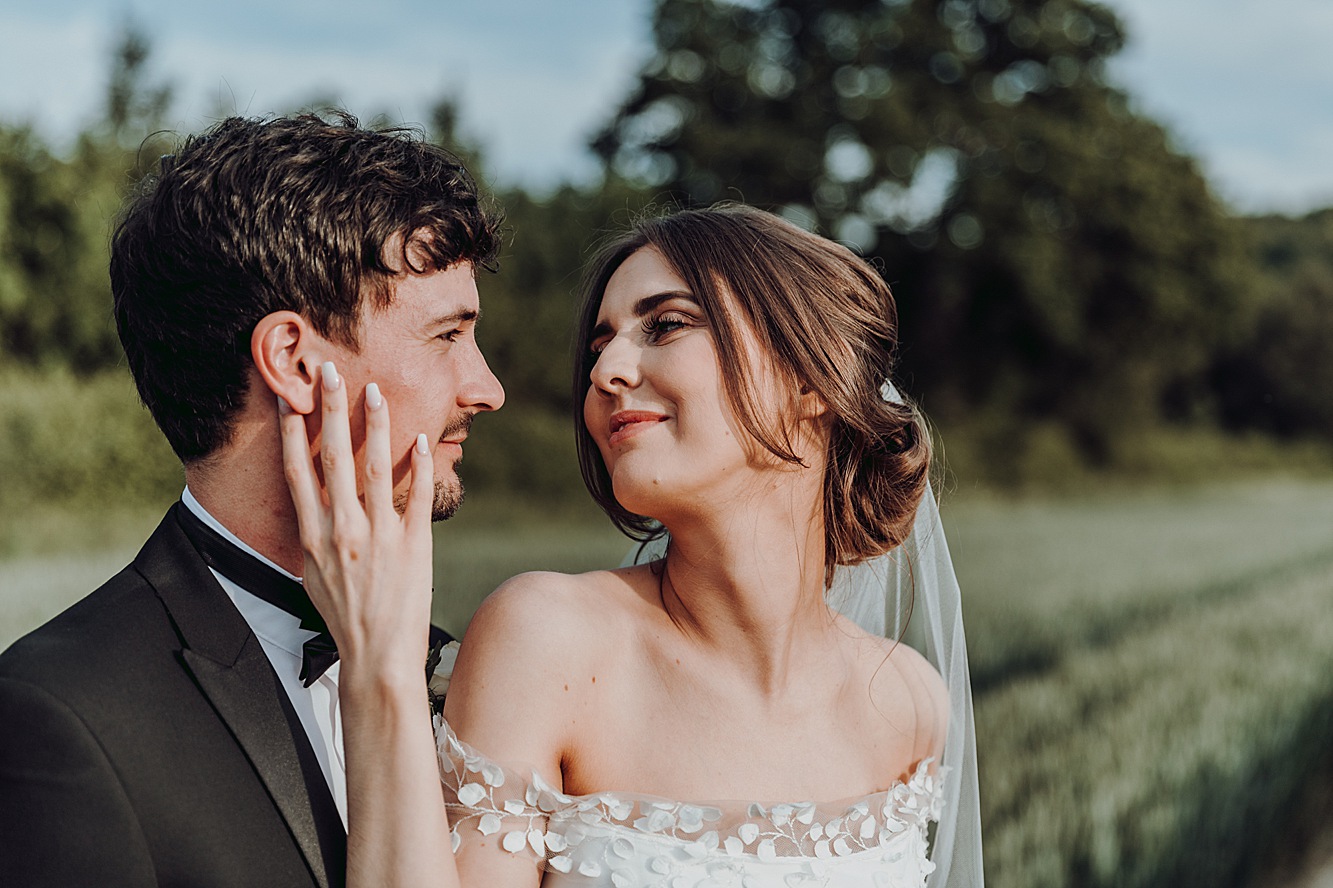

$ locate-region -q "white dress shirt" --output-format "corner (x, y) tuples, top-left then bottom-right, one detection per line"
(181, 488), (348, 829)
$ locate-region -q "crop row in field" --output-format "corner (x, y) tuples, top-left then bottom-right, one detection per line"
(975, 550), (1333, 888)
(943, 479), (1333, 691)
(4, 480), (1331, 888)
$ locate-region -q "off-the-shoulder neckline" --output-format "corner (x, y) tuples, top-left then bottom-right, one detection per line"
(436, 714), (942, 812)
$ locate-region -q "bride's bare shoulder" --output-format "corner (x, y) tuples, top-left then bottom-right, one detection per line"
(452, 564), (659, 692)
(443, 565), (660, 774)
(842, 619), (950, 764)
(468, 563), (656, 643)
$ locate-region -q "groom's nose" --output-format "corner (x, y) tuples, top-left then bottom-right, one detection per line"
(459, 344), (505, 413)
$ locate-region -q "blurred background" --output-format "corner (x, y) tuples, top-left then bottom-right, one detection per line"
(2, 1), (1332, 885)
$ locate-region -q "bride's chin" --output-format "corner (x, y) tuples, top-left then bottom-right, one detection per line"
(610, 474), (674, 520)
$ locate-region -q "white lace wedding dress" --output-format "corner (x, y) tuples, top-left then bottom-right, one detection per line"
(435, 717), (945, 887)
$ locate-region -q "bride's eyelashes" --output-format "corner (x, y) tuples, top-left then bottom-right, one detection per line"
(585, 311), (696, 360)
(641, 311), (693, 343)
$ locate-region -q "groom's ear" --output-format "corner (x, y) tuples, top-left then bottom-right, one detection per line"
(251, 311), (325, 415)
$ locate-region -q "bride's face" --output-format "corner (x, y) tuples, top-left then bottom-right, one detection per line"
(583, 247), (784, 518)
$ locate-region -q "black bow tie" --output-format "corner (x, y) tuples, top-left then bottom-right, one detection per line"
(176, 503), (339, 687)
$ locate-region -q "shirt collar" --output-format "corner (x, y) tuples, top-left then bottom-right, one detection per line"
(181, 486), (302, 582)
(181, 486), (314, 658)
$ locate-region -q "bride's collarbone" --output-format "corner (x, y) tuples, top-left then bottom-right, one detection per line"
(544, 574), (940, 800)
(561, 639), (928, 803)
(563, 706), (922, 803)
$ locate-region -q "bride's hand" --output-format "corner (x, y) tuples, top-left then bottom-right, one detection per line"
(279, 360), (436, 689)
(282, 362), (462, 888)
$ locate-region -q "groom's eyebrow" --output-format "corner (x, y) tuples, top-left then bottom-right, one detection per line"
(427, 308), (480, 328)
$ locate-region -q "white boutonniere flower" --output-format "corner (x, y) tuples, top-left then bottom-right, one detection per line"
(427, 640), (462, 713)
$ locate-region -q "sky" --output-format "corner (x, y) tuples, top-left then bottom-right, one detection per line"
(2, 0), (1330, 215)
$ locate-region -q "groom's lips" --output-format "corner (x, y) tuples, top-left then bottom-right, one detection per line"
(438, 415), (474, 457)
(608, 410), (668, 446)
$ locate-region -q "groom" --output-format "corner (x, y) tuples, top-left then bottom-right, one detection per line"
(0, 113), (504, 887)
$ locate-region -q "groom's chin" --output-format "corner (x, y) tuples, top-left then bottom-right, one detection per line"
(432, 478), (464, 522)
(391, 476), (463, 521)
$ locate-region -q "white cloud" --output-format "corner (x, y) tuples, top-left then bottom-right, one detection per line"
(2, 0), (1331, 211)
(1105, 0), (1333, 213)
(0, 13), (110, 139)
(0, 0), (649, 190)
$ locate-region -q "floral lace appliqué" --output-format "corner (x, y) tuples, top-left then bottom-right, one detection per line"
(435, 718), (946, 887)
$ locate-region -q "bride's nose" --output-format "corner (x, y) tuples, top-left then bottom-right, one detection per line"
(588, 336), (641, 393)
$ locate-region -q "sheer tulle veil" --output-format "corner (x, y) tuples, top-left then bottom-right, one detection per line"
(829, 477), (984, 886)
(624, 385), (984, 886)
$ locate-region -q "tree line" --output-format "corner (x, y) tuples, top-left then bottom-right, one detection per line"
(1, 0), (1329, 496)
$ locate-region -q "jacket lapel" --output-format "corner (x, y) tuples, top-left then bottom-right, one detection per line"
(136, 504), (343, 888)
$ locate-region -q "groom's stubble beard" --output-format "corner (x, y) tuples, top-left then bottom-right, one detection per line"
(431, 472), (464, 521)
(391, 466), (463, 521)
(394, 413), (473, 521)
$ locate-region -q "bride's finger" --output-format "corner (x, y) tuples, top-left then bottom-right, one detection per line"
(317, 361), (360, 524)
(362, 382), (396, 528)
(278, 395), (324, 544)
(403, 432), (434, 538)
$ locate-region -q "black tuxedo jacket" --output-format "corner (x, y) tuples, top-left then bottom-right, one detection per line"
(0, 503), (451, 888)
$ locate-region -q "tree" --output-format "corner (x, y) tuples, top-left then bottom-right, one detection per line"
(0, 22), (172, 371)
(1210, 209), (1333, 440)
(594, 0), (1255, 466)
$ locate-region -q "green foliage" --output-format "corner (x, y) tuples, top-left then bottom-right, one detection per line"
(0, 126), (118, 370)
(1210, 209), (1333, 439)
(0, 368), (181, 552)
(0, 22), (172, 373)
(477, 181), (654, 415)
(0, 9), (1327, 514)
(102, 23), (173, 150)
(453, 180), (656, 503)
(939, 418), (1333, 492)
(594, 0), (1256, 462)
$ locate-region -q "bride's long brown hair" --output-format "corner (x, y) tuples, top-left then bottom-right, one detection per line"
(573, 204), (930, 587)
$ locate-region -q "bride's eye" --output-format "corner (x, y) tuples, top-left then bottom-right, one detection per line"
(642, 312), (691, 342)
(583, 338), (608, 370)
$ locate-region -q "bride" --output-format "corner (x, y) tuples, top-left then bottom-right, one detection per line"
(280, 204), (982, 886)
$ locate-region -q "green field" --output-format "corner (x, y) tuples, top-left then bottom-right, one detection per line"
(2, 479), (1331, 887)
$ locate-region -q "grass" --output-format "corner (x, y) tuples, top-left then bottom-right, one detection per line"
(0, 491), (631, 651)
(941, 478), (1333, 689)
(976, 551), (1333, 888)
(430, 497), (631, 637)
(2, 478), (1331, 888)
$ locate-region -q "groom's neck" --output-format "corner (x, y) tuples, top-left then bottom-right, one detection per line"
(184, 436), (305, 577)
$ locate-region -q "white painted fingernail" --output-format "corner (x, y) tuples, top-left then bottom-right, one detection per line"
(365, 383), (383, 410)
(415, 433), (429, 455)
(321, 361), (340, 391)
(277, 396), (292, 415)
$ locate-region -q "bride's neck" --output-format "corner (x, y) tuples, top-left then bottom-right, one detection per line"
(658, 483), (834, 694)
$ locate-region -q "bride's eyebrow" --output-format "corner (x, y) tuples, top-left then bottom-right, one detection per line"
(633, 290), (695, 316)
(590, 291), (698, 339)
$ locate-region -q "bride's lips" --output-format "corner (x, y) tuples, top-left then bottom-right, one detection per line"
(608, 410), (668, 446)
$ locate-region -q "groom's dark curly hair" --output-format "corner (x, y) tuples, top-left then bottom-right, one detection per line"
(111, 111), (501, 462)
